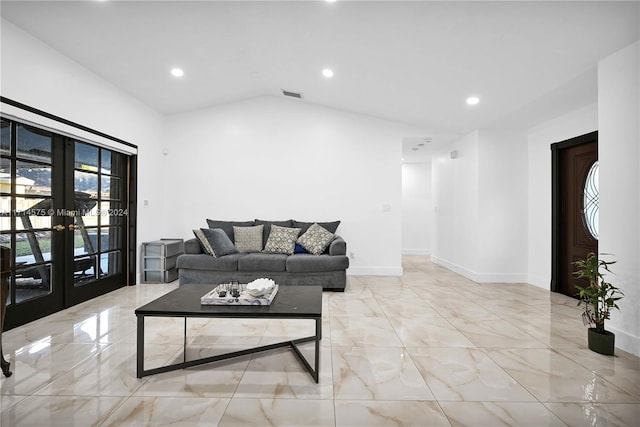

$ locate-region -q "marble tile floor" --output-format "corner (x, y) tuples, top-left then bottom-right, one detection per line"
(1, 256), (639, 426)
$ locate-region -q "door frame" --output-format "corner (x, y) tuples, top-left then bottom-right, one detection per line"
(550, 131), (598, 293)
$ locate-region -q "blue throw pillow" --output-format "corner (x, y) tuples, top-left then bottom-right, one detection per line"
(294, 243), (309, 254)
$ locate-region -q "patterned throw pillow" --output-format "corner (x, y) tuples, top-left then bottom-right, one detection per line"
(233, 225), (264, 253)
(193, 229), (215, 256)
(263, 225), (302, 255)
(297, 223), (335, 255)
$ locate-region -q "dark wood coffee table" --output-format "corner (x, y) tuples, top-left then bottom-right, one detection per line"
(135, 284), (322, 382)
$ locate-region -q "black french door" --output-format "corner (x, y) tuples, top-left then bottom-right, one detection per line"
(1, 118), (132, 329)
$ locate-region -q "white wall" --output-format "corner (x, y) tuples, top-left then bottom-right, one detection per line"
(598, 41), (639, 356)
(526, 104), (598, 288)
(432, 130), (529, 282)
(401, 162), (432, 255)
(476, 130), (528, 281)
(432, 131), (480, 277)
(0, 19), (167, 282)
(164, 96), (430, 276)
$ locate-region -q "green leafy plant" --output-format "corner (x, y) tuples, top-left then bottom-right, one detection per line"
(573, 252), (624, 332)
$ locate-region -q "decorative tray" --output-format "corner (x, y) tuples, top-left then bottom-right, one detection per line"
(201, 283), (279, 306)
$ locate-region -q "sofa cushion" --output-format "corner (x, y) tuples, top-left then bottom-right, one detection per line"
(233, 225), (264, 253)
(176, 253), (244, 271)
(263, 225), (301, 255)
(286, 254), (350, 273)
(293, 220), (341, 234)
(255, 219), (293, 246)
(297, 223), (335, 255)
(201, 228), (239, 257)
(193, 229), (215, 256)
(238, 253), (288, 272)
(206, 219), (255, 241)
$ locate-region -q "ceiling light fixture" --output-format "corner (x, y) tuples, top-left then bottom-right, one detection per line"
(466, 96), (480, 105)
(171, 68), (184, 77)
(322, 68), (334, 78)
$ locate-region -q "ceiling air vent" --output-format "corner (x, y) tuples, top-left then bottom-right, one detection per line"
(281, 89), (303, 99)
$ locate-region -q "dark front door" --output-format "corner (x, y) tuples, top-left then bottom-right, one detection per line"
(1, 118), (131, 329)
(551, 132), (598, 297)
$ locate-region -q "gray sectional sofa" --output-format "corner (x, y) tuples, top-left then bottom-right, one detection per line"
(176, 219), (349, 291)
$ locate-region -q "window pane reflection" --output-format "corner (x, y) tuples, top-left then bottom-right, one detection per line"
(17, 161), (52, 196)
(17, 124), (52, 163)
(75, 142), (98, 170)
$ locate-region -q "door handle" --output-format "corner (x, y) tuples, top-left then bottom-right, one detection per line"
(68, 224), (83, 231)
(53, 224), (65, 232)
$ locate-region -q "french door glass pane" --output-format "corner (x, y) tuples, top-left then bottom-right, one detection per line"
(75, 170), (98, 195)
(0, 197), (9, 230)
(101, 175), (120, 200)
(74, 228), (94, 256)
(101, 150), (112, 174)
(15, 231), (52, 262)
(16, 161), (52, 196)
(100, 201), (126, 226)
(14, 197), (52, 230)
(100, 251), (121, 278)
(75, 142), (98, 170)
(74, 255), (97, 285)
(0, 120), (10, 154)
(16, 124), (52, 162)
(15, 263), (52, 303)
(103, 227), (121, 251)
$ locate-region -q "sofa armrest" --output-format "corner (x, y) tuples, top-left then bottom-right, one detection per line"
(184, 238), (204, 254)
(329, 236), (346, 256)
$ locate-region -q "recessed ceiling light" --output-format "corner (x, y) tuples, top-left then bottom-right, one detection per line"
(466, 96), (480, 105)
(322, 68), (334, 78)
(171, 68), (184, 77)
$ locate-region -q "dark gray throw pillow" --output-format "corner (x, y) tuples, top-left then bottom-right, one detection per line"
(193, 229), (215, 256)
(201, 228), (238, 257)
(206, 219), (255, 241)
(293, 220), (341, 234)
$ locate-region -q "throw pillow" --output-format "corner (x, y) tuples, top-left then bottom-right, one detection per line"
(201, 228), (239, 257)
(263, 225), (302, 255)
(293, 220), (341, 234)
(297, 223), (335, 255)
(206, 219), (255, 241)
(255, 219), (294, 247)
(233, 225), (264, 253)
(193, 229), (215, 256)
(294, 243), (309, 254)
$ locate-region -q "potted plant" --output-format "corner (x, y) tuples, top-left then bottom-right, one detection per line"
(573, 252), (624, 355)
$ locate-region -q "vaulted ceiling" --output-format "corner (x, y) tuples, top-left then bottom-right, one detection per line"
(2, 1), (639, 160)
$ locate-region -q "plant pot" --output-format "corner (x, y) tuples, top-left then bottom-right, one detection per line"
(587, 328), (615, 355)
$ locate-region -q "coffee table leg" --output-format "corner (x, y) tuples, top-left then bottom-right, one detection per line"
(136, 315), (144, 378)
(314, 317), (321, 382)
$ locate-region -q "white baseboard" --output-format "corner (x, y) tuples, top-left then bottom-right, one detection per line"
(608, 325), (640, 357)
(402, 249), (431, 256)
(431, 256), (477, 280)
(527, 274), (551, 290)
(347, 266), (403, 276)
(431, 255), (527, 283)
